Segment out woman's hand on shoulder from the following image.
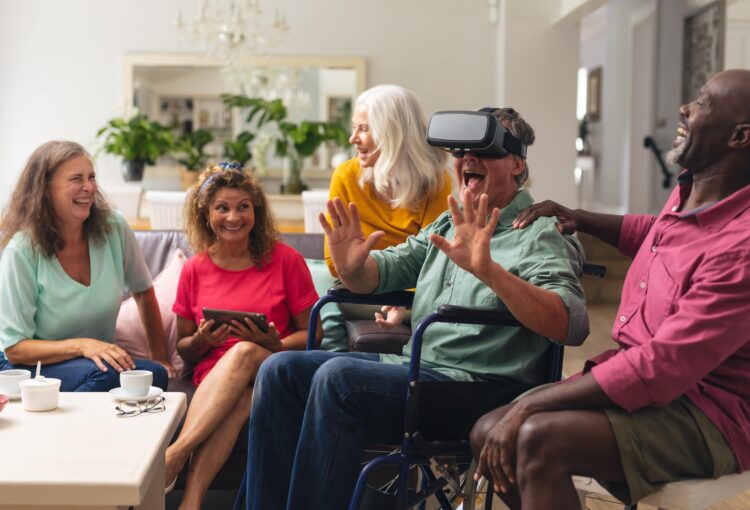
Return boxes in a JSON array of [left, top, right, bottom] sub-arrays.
[[229, 319, 283, 352], [76, 339, 136, 373]]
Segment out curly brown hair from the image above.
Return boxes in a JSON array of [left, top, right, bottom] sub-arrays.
[[184, 164, 279, 267], [0, 140, 113, 257]]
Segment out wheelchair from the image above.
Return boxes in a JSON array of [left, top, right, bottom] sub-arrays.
[[234, 263, 605, 510]]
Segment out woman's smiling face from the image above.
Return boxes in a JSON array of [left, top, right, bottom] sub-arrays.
[[208, 187, 255, 244], [349, 103, 380, 168], [49, 155, 97, 228]]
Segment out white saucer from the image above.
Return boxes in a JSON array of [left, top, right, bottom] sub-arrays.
[[0, 392, 21, 401], [109, 386, 163, 402]]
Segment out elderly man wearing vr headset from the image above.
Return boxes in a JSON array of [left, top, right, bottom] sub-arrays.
[[243, 107, 589, 510]]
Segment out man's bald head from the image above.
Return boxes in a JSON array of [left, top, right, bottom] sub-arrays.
[[667, 69, 750, 172], [706, 69, 750, 123]]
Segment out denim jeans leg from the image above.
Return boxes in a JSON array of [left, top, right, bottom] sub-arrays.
[[246, 350, 375, 510], [286, 357, 451, 510], [0, 355, 167, 392]]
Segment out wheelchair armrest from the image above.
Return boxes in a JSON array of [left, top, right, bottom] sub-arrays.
[[409, 303, 564, 383], [325, 287, 415, 307], [306, 288, 416, 350], [437, 305, 522, 327], [408, 305, 525, 381]]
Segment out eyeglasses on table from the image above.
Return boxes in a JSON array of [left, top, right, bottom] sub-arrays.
[[115, 396, 166, 417]]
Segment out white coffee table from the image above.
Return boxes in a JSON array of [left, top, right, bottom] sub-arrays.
[[0, 391, 186, 509]]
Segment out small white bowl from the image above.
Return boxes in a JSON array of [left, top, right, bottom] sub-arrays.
[[20, 377, 61, 412]]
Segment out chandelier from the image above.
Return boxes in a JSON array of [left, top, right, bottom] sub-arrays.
[[175, 0, 289, 67]]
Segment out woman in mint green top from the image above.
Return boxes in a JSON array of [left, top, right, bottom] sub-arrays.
[[0, 141, 170, 392]]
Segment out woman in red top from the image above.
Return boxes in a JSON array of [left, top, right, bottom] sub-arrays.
[[165, 162, 321, 506]]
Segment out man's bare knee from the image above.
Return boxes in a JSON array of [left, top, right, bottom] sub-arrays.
[[516, 414, 573, 482]]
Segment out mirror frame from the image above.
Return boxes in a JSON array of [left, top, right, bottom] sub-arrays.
[[123, 53, 367, 115]]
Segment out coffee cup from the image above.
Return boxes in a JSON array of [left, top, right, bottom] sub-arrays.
[[20, 377, 61, 412], [120, 370, 152, 398], [0, 369, 32, 395]]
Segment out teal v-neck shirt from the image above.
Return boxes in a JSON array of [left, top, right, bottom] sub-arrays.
[[373, 189, 588, 383], [0, 211, 152, 351]]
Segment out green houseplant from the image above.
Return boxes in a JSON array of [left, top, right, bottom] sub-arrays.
[[96, 114, 174, 182], [175, 128, 214, 171], [221, 95, 348, 193], [174, 129, 214, 189], [222, 131, 255, 168]]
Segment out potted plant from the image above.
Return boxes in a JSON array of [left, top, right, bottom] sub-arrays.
[[174, 129, 214, 189], [222, 130, 255, 168], [96, 114, 174, 182], [222, 95, 348, 194]]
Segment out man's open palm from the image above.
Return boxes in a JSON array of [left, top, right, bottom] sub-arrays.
[[319, 198, 384, 276], [430, 192, 499, 278]]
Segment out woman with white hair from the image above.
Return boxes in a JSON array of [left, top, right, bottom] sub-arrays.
[[325, 85, 452, 329]]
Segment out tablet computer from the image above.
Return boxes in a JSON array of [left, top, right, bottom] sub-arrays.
[[202, 308, 269, 334]]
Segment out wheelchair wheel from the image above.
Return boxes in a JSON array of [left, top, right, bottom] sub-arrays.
[[357, 449, 488, 510]]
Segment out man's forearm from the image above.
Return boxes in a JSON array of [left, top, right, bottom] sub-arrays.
[[478, 262, 569, 342], [574, 210, 624, 248], [337, 255, 380, 294], [521, 372, 615, 414]]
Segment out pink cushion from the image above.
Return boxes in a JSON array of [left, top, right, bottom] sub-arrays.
[[115, 249, 188, 376]]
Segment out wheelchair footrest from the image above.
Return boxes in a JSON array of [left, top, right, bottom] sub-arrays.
[[412, 432, 466, 498]]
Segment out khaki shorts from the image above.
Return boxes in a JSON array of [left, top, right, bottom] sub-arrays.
[[601, 395, 737, 504], [514, 386, 738, 505]]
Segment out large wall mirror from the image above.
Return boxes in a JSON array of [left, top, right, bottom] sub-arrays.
[[123, 54, 366, 191]]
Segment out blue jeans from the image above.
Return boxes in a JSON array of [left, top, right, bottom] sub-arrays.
[[246, 350, 452, 510], [0, 352, 168, 392]]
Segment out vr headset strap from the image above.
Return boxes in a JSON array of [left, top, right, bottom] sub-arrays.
[[479, 107, 527, 159]]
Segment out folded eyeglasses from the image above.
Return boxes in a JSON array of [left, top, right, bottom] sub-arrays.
[[115, 396, 166, 417]]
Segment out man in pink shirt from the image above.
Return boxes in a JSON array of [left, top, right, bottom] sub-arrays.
[[469, 68, 750, 509]]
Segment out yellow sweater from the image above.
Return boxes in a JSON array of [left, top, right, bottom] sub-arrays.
[[325, 157, 453, 276]]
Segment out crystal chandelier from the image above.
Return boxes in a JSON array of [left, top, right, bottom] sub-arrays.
[[175, 0, 289, 67]]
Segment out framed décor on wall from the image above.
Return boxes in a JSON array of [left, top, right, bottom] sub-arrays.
[[682, 0, 725, 104], [587, 67, 602, 121], [327, 96, 352, 129]]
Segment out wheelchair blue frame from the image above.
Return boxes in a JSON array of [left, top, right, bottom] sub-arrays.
[[235, 262, 604, 510]]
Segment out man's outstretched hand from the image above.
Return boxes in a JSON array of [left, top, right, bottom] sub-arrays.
[[319, 198, 384, 280], [429, 191, 499, 280]]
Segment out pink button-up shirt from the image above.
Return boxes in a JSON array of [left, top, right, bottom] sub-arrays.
[[588, 175, 750, 471]]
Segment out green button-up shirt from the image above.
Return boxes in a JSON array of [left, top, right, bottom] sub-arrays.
[[373, 189, 588, 383]]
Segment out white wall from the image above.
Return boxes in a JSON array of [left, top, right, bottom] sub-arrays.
[[0, 0, 496, 208], [579, 4, 608, 176], [652, 0, 686, 211], [486, 0, 601, 207], [727, 0, 750, 69], [497, 0, 580, 207]]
